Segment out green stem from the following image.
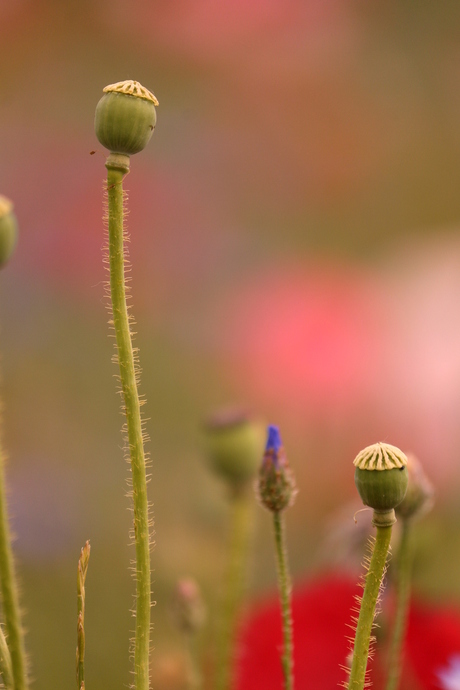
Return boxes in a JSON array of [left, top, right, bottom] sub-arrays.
[[215, 488, 253, 690], [106, 155, 151, 690], [0, 623, 14, 690], [348, 521, 393, 690], [76, 541, 90, 690], [184, 633, 201, 690], [273, 511, 293, 690], [0, 442, 26, 690], [385, 520, 413, 690]]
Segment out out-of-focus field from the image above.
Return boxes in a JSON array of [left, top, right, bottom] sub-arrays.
[[0, 1, 460, 687]]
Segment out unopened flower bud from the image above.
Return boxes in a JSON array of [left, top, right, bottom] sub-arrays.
[[95, 80, 158, 156], [171, 578, 205, 634], [258, 425, 297, 513], [204, 407, 265, 489], [395, 453, 434, 521], [0, 196, 18, 267], [354, 443, 408, 518]]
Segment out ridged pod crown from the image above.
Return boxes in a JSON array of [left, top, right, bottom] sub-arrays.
[[204, 407, 265, 489], [0, 196, 18, 267], [95, 80, 158, 156], [258, 425, 297, 513], [354, 442, 408, 514]]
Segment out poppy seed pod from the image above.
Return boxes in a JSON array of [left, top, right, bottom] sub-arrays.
[[95, 80, 158, 156], [354, 442, 408, 514], [396, 453, 434, 521], [0, 196, 18, 267], [204, 407, 265, 489]]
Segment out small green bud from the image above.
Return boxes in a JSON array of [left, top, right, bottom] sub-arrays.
[[95, 80, 158, 156], [395, 453, 434, 521], [0, 196, 18, 267], [204, 407, 265, 489], [258, 425, 297, 513], [170, 578, 206, 635], [354, 443, 408, 517]]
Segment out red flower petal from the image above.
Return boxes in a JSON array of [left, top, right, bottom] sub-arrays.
[[236, 573, 460, 690], [236, 574, 359, 690], [406, 601, 460, 689]]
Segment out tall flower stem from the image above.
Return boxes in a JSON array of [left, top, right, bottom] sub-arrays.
[[273, 511, 293, 690], [385, 520, 412, 690], [215, 488, 253, 690], [106, 154, 151, 690], [257, 425, 296, 690], [0, 621, 13, 690], [348, 521, 392, 690], [76, 541, 91, 690], [0, 439, 26, 690], [183, 634, 201, 690]]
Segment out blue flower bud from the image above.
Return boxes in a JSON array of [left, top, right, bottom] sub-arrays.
[[258, 425, 297, 512]]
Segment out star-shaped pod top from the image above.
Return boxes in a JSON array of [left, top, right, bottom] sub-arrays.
[[353, 442, 407, 471], [103, 80, 159, 105]]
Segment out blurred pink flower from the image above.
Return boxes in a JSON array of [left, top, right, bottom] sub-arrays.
[[214, 243, 460, 487], [217, 261, 385, 422], [100, 0, 350, 62]]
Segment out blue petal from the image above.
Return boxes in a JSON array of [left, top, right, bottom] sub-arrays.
[[265, 425, 282, 453]]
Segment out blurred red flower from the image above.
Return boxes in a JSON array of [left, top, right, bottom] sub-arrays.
[[236, 574, 460, 690]]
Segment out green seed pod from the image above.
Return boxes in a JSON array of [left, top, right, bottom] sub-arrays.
[[204, 407, 265, 489], [354, 443, 408, 515], [0, 196, 18, 268], [95, 80, 158, 156], [396, 453, 434, 521]]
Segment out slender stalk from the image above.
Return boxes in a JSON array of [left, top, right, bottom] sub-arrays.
[[76, 541, 90, 690], [347, 524, 392, 690], [184, 634, 201, 690], [385, 521, 413, 690], [273, 511, 293, 690], [215, 488, 253, 690], [0, 440, 26, 690], [106, 157, 151, 690], [0, 623, 14, 690]]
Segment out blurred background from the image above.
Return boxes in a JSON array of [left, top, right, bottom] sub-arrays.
[[0, 0, 460, 687]]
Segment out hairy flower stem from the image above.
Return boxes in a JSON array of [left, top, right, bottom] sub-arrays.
[[348, 521, 393, 690], [106, 156, 151, 690], [0, 622, 13, 690], [0, 440, 26, 690], [216, 488, 253, 690], [273, 511, 293, 690], [76, 541, 90, 690], [385, 521, 412, 690]]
